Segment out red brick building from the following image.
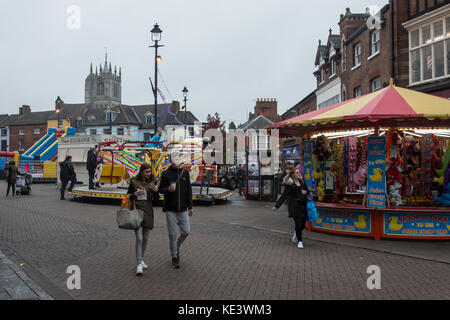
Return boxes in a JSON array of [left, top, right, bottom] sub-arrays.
[[402, 0, 450, 98], [248, 98, 281, 123]]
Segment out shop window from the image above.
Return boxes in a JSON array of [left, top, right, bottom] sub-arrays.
[[90, 129, 97, 135], [144, 132, 151, 141], [117, 127, 124, 135]]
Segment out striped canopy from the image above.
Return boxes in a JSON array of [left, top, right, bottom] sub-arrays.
[[268, 85, 450, 136]]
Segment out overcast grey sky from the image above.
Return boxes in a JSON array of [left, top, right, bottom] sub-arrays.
[[0, 0, 388, 126]]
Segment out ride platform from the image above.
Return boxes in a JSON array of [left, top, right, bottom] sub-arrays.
[[69, 185, 233, 202]]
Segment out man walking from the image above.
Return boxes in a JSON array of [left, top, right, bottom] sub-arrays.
[[86, 146, 97, 190], [236, 165, 246, 196], [159, 151, 193, 269], [60, 155, 76, 200]]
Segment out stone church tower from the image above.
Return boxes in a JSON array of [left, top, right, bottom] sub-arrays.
[[85, 54, 121, 107]]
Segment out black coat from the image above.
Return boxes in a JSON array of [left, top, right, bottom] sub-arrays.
[[60, 161, 76, 181], [274, 180, 309, 219], [159, 165, 193, 212], [86, 150, 97, 171]]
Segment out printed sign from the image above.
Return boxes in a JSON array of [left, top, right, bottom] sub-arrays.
[[383, 213, 450, 236], [367, 137, 386, 207], [283, 146, 300, 159], [312, 208, 371, 234], [303, 141, 313, 190]]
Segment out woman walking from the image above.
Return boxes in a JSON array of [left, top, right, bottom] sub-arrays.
[[127, 163, 159, 275], [5, 160, 21, 197], [273, 168, 309, 248]]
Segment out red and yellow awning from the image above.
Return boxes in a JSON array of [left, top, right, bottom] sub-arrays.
[[268, 85, 450, 136]]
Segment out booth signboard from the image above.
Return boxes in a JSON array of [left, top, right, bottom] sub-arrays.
[[303, 141, 313, 190], [312, 208, 371, 234], [383, 213, 450, 237], [367, 137, 386, 208], [283, 145, 300, 159]]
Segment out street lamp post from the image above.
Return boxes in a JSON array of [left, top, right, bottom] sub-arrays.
[[150, 23, 163, 135], [55, 96, 63, 128], [182, 86, 188, 126]]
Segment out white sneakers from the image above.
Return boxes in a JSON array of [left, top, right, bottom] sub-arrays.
[[291, 233, 297, 243], [136, 263, 143, 275], [297, 241, 304, 249], [141, 261, 148, 269]]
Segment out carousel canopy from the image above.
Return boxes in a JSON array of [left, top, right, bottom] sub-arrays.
[[268, 85, 450, 136]]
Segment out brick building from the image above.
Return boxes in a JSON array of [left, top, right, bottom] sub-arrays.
[[248, 98, 281, 123], [402, 0, 450, 98]]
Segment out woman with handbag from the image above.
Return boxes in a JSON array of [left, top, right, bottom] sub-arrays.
[[127, 163, 159, 275], [272, 168, 309, 249], [5, 160, 21, 197]]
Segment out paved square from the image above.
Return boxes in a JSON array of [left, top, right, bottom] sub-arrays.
[[1, 184, 449, 299]]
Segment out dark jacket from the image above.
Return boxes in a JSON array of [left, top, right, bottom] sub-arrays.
[[159, 164, 193, 212], [60, 160, 76, 181], [86, 149, 97, 171], [274, 179, 309, 219], [5, 164, 21, 184]]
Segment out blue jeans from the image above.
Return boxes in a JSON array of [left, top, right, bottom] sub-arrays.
[[88, 169, 95, 189]]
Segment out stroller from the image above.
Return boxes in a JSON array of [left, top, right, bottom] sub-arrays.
[[16, 173, 32, 195]]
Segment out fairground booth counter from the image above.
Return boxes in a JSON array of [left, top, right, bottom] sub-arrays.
[[267, 85, 450, 240]]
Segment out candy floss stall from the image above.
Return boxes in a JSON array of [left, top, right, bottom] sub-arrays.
[[267, 85, 450, 240]]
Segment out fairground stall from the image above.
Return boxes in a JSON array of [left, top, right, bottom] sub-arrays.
[[267, 85, 450, 240]]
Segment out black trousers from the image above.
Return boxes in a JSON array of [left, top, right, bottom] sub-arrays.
[[292, 215, 306, 242], [7, 182, 15, 196], [61, 179, 76, 198]]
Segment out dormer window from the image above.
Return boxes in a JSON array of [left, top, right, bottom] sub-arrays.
[[144, 112, 155, 125], [76, 118, 83, 128]]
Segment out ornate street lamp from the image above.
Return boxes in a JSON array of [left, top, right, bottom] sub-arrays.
[[150, 23, 164, 133], [182, 86, 188, 126], [55, 96, 63, 128]]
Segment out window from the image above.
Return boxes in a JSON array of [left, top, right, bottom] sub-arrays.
[[76, 119, 83, 129], [103, 128, 111, 135], [370, 30, 380, 57], [1, 129, 7, 137], [145, 115, 154, 125], [1, 140, 6, 151], [113, 83, 119, 98], [97, 82, 104, 96], [330, 60, 336, 77], [117, 127, 124, 135], [408, 16, 450, 84], [19, 129, 25, 135], [143, 132, 151, 142], [353, 43, 361, 67], [371, 77, 381, 92], [354, 87, 362, 98], [33, 128, 40, 135], [18, 140, 24, 151], [188, 126, 194, 137], [90, 129, 97, 135], [318, 95, 340, 109]]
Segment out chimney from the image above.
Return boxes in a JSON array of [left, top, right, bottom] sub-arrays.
[[171, 101, 180, 114], [19, 105, 31, 115]]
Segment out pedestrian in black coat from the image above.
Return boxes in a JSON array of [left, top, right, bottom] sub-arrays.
[[273, 167, 309, 248], [86, 147, 97, 189], [60, 155, 76, 200]]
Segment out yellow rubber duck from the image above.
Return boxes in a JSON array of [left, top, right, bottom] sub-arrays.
[[315, 217, 322, 224], [369, 168, 384, 183], [354, 215, 367, 229], [433, 176, 444, 186], [388, 216, 403, 231], [305, 168, 311, 181]]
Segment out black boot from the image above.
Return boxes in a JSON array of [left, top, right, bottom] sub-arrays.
[[171, 256, 180, 269]]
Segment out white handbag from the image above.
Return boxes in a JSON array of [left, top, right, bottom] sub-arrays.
[[116, 198, 144, 230]]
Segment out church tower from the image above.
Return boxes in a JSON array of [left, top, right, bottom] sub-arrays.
[[85, 53, 121, 107]]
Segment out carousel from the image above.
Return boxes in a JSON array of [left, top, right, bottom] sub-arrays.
[[268, 84, 450, 240]]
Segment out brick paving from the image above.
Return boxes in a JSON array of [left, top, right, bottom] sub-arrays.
[[0, 184, 449, 300]]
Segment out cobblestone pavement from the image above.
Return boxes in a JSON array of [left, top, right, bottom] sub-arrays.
[[1, 184, 449, 300]]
